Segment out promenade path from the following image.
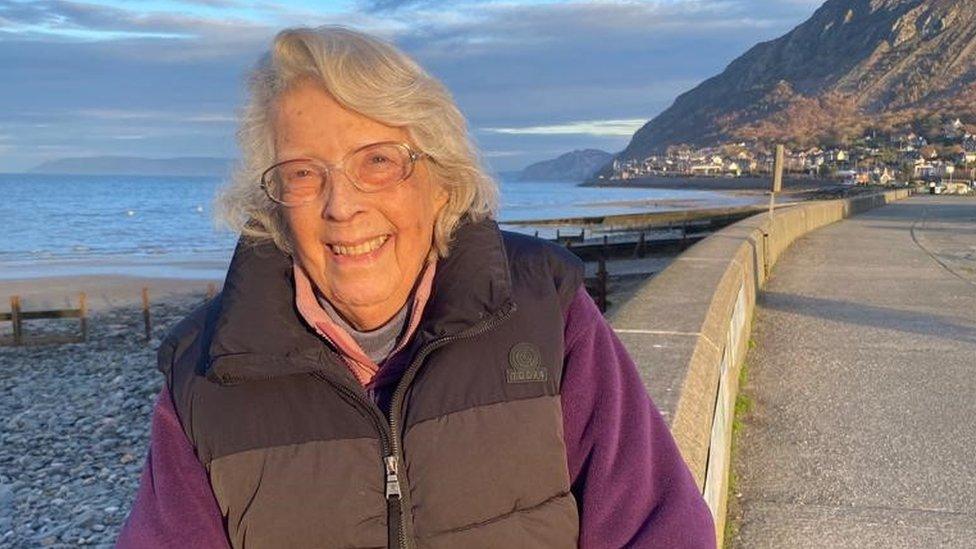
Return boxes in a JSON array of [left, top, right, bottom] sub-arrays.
[[731, 195, 976, 548]]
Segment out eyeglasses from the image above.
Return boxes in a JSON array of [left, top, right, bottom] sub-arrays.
[[260, 141, 431, 207]]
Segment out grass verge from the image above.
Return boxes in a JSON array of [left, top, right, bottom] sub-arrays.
[[722, 338, 755, 548]]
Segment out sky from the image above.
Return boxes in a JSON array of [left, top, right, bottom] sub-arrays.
[[0, 0, 824, 173]]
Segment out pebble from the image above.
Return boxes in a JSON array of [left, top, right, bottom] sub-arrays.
[[0, 483, 12, 531], [0, 295, 205, 546]]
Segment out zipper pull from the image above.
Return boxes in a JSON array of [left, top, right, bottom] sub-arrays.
[[384, 455, 402, 499]]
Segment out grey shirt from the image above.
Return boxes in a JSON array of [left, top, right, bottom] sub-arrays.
[[316, 294, 411, 365]]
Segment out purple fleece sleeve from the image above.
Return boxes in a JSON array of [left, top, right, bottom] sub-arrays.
[[116, 387, 229, 548], [561, 286, 716, 548]]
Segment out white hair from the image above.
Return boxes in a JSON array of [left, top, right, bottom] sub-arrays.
[[216, 25, 499, 258]]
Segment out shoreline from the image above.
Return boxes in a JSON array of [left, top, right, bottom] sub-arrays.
[[580, 175, 847, 193], [0, 275, 220, 313], [579, 176, 895, 210]]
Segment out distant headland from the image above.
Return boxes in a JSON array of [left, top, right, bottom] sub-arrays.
[[28, 156, 236, 177]]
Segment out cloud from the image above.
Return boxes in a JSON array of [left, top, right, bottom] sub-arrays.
[[176, 0, 248, 7], [358, 0, 417, 12], [73, 108, 237, 123], [0, 0, 271, 45], [74, 108, 167, 120], [484, 118, 648, 137], [480, 149, 527, 158], [183, 113, 238, 123]]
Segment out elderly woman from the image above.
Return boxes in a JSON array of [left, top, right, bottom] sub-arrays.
[[117, 26, 714, 548]]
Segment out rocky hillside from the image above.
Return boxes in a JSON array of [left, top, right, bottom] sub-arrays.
[[611, 0, 976, 163], [519, 149, 612, 181]]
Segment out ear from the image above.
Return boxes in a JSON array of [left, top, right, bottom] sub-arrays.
[[433, 181, 450, 211], [423, 164, 450, 212]]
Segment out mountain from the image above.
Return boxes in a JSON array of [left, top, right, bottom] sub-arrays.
[[519, 149, 612, 181], [29, 156, 235, 177], [494, 170, 524, 181], [603, 0, 976, 171]]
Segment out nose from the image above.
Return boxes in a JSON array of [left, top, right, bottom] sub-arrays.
[[321, 169, 366, 222]]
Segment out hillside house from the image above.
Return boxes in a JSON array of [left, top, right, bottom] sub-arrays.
[[872, 167, 896, 185], [690, 162, 722, 176], [913, 160, 939, 179], [944, 118, 965, 138]]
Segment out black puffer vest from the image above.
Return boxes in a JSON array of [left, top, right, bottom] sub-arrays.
[[159, 219, 584, 548]]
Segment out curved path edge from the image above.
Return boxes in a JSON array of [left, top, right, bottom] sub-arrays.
[[609, 188, 913, 545]]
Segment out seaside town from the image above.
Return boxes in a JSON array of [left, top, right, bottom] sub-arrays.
[[603, 118, 976, 193]]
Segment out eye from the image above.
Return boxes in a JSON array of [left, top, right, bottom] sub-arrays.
[[280, 163, 322, 183], [290, 167, 314, 178], [367, 153, 392, 165]]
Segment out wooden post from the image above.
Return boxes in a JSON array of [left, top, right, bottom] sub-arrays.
[[762, 232, 770, 280], [11, 295, 22, 346], [534, 230, 539, 238], [770, 144, 784, 219], [79, 292, 88, 342], [602, 235, 609, 258], [556, 228, 561, 242], [596, 258, 608, 313], [579, 228, 585, 241], [633, 231, 646, 259], [142, 287, 151, 342]]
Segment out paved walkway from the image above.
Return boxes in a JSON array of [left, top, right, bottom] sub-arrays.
[[732, 195, 976, 548]]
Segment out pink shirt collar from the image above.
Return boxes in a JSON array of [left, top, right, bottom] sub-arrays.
[[293, 258, 437, 386]]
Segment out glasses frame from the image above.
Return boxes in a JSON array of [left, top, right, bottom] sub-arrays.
[[260, 141, 431, 207]]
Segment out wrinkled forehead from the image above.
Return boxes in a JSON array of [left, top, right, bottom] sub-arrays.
[[269, 78, 413, 161]]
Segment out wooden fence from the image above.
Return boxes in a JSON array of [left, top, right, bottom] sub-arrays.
[[1, 283, 219, 347], [1, 293, 88, 346]]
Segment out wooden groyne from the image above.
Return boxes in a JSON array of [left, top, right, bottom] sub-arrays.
[[1, 283, 219, 346], [1, 294, 88, 346], [506, 203, 770, 231]]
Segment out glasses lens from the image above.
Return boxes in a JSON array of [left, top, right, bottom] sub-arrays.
[[267, 160, 325, 204], [351, 143, 412, 191]]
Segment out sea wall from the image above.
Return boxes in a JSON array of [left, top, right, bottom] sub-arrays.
[[609, 188, 912, 545]]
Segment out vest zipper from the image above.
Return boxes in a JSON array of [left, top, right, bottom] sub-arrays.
[[313, 301, 516, 549], [385, 301, 517, 549], [385, 454, 404, 548], [310, 369, 407, 548], [384, 455, 402, 497]]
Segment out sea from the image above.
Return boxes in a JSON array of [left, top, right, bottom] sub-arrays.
[[0, 173, 753, 279]]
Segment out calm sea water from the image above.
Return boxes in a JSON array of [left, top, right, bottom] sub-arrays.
[[0, 173, 749, 278]]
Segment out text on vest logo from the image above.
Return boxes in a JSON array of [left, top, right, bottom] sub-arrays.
[[507, 342, 548, 383]]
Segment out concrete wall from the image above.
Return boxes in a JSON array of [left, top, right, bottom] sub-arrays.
[[609, 189, 912, 545]]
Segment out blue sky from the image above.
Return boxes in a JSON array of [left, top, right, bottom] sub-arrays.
[[0, 0, 823, 172]]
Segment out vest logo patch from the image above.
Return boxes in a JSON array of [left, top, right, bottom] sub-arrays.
[[506, 342, 548, 384]]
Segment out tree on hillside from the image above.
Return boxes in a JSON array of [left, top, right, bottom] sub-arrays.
[[920, 114, 943, 141]]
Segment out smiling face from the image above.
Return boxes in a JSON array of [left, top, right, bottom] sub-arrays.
[[271, 78, 447, 330]]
